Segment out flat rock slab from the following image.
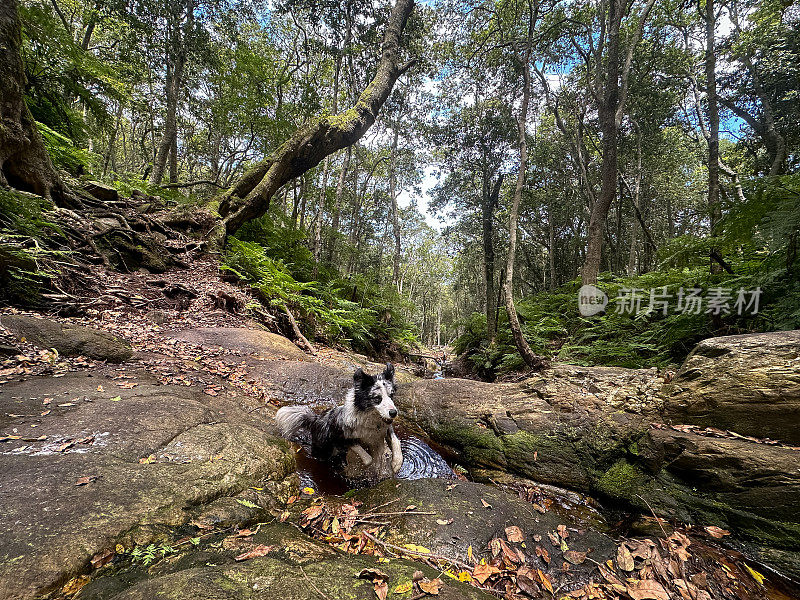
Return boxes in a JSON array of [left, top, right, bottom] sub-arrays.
[[0, 371, 296, 600], [1, 315, 133, 363], [169, 327, 309, 361], [351, 479, 617, 592], [78, 522, 492, 600], [662, 330, 800, 443]]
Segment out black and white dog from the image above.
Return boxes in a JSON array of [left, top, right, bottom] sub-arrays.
[[275, 363, 403, 477]]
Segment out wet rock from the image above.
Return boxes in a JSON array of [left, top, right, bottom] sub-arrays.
[[0, 371, 296, 600], [662, 330, 800, 443], [350, 478, 617, 592], [0, 314, 133, 362], [78, 522, 491, 600]]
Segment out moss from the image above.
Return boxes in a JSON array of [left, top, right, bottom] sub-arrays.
[[595, 460, 649, 501], [430, 422, 506, 470]]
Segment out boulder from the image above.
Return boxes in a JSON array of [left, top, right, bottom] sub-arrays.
[[83, 181, 119, 203], [350, 478, 617, 592], [169, 327, 309, 361], [1, 314, 133, 362], [0, 371, 296, 600], [662, 330, 800, 443]]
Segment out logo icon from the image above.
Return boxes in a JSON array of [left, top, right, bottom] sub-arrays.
[[578, 285, 608, 316]]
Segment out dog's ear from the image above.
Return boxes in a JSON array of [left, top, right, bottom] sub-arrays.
[[353, 367, 364, 385], [383, 362, 395, 382]]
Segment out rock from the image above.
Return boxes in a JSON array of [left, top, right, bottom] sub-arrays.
[[78, 522, 491, 600], [0, 371, 296, 600], [169, 327, 310, 361], [350, 478, 617, 592], [0, 341, 20, 356], [0, 314, 133, 362], [392, 366, 800, 579], [662, 330, 800, 443], [83, 181, 119, 203], [144, 309, 168, 324]]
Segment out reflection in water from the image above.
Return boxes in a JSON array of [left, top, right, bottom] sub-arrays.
[[294, 429, 454, 495]]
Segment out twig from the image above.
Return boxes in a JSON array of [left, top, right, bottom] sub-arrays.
[[636, 494, 670, 540], [298, 564, 333, 600], [361, 532, 472, 571], [361, 511, 437, 517]]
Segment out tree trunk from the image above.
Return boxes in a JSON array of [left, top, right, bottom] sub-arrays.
[[483, 173, 503, 345], [211, 0, 415, 247], [705, 0, 722, 273], [149, 41, 187, 186], [503, 5, 545, 370], [326, 146, 351, 262], [0, 0, 69, 204], [389, 128, 402, 288]]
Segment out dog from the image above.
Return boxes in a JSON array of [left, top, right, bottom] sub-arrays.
[[275, 363, 403, 478]]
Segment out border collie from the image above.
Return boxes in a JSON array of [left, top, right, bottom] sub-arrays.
[[275, 363, 403, 477]]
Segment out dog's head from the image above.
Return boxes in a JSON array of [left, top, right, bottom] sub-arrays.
[[353, 363, 397, 424]]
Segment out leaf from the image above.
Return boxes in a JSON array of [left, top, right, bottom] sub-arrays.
[[704, 526, 730, 538], [90, 549, 114, 569], [516, 565, 540, 596], [557, 524, 569, 539], [617, 544, 635, 571], [538, 569, 554, 594], [234, 544, 274, 561], [235, 499, 262, 509], [403, 544, 430, 554], [489, 538, 502, 557], [357, 568, 389, 581], [563, 550, 587, 564], [394, 580, 413, 594], [75, 475, 96, 486], [505, 525, 524, 542], [373, 579, 388, 600], [302, 487, 315, 495], [535, 545, 551, 564], [302, 505, 324, 520], [480, 498, 492, 509], [744, 564, 766, 585], [436, 519, 452, 525], [139, 454, 155, 464], [626, 579, 670, 600], [472, 563, 500, 584], [110, 396, 122, 402], [418, 577, 443, 595]]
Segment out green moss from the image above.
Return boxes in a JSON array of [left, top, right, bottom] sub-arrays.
[[596, 460, 648, 501]]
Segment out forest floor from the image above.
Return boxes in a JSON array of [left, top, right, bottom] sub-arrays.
[[0, 256, 799, 600]]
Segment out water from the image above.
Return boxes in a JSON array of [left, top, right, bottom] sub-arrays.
[[294, 426, 455, 495]]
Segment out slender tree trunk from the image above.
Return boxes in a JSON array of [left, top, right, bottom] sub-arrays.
[[102, 101, 124, 178], [483, 173, 503, 345], [326, 146, 351, 262], [212, 0, 415, 247], [150, 41, 186, 186], [705, 0, 722, 273], [503, 4, 544, 369], [389, 128, 402, 287]]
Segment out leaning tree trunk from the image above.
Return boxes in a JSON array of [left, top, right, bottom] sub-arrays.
[[483, 173, 503, 345], [0, 0, 69, 204], [705, 0, 722, 274], [389, 128, 402, 288], [503, 10, 545, 370], [211, 0, 415, 248]]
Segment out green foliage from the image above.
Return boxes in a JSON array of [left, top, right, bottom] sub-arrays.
[[38, 122, 100, 175], [222, 212, 419, 356], [129, 543, 177, 566], [0, 189, 63, 306]]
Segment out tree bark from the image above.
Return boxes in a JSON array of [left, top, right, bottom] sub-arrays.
[[483, 173, 503, 345], [326, 146, 351, 262], [211, 0, 415, 248], [581, 0, 656, 285], [0, 0, 69, 204], [705, 0, 722, 274], [149, 35, 187, 186], [389, 128, 402, 288], [503, 2, 545, 370]]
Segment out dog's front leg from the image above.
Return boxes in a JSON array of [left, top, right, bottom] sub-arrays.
[[351, 443, 373, 466], [387, 426, 403, 473]]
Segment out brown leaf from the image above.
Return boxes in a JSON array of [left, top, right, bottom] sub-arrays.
[[532, 502, 546, 514], [480, 498, 492, 509], [505, 525, 524, 543], [535, 545, 551, 564], [90, 549, 114, 569], [234, 544, 274, 561], [302, 504, 324, 521], [75, 475, 97, 486], [357, 568, 389, 581], [516, 565, 540, 596], [418, 578, 443, 595], [547, 531, 560, 546], [617, 544, 635, 571], [563, 550, 587, 565], [500, 539, 520, 565], [597, 563, 626, 593], [472, 563, 500, 584], [537, 569, 554, 595], [704, 526, 730, 539], [626, 579, 670, 600], [489, 538, 502, 557], [373, 579, 388, 600], [557, 524, 569, 539]]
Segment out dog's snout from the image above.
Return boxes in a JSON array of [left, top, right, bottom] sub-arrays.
[[389, 409, 398, 419]]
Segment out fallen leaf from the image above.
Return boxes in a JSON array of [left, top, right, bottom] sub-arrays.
[[436, 519, 452, 526], [564, 550, 587, 565], [403, 544, 430, 554], [75, 475, 96, 486], [547, 531, 560, 546], [538, 569, 554, 594], [626, 579, 669, 600], [516, 565, 540, 596], [234, 544, 274, 561], [90, 549, 114, 569], [418, 577, 443, 595], [357, 568, 390, 581], [139, 454, 155, 464], [704, 526, 730, 538], [302, 487, 315, 495], [373, 579, 388, 600], [744, 564, 766, 585], [472, 563, 500, 584], [557, 524, 569, 539], [96, 385, 104, 392], [117, 381, 138, 389], [535, 545, 551, 564], [617, 544, 635, 571], [505, 525, 524, 543], [532, 502, 546, 514], [489, 538, 502, 557], [394, 580, 413, 594], [480, 498, 492, 509], [110, 396, 122, 402]]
